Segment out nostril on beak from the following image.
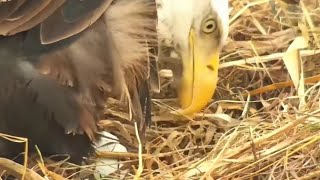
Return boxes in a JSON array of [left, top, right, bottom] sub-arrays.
[[206, 65, 214, 71]]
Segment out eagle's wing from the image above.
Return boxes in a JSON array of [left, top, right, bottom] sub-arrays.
[[0, 0, 114, 138], [0, 0, 158, 162]]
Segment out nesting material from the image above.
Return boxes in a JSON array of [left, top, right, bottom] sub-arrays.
[[1, 0, 320, 179]]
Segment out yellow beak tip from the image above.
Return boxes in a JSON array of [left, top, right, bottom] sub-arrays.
[[178, 30, 221, 116]]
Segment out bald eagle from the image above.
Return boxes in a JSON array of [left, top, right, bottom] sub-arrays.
[[0, 0, 229, 168], [157, 0, 229, 115], [0, 0, 157, 164]]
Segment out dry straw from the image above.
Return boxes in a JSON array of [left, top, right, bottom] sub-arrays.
[[1, 0, 320, 179]]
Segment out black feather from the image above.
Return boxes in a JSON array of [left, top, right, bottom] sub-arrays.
[[0, 59, 93, 164]]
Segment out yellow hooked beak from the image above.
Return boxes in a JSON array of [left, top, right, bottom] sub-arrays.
[[176, 29, 220, 116]]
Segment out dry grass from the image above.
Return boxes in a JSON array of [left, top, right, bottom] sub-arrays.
[[139, 0, 320, 179], [2, 0, 320, 179], [101, 0, 320, 179]]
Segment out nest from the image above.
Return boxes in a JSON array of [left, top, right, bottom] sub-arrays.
[[2, 0, 320, 179]]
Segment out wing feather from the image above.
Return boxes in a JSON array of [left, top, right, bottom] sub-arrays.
[[40, 0, 113, 44], [0, 0, 26, 22], [9, 0, 66, 36], [0, 0, 51, 35]]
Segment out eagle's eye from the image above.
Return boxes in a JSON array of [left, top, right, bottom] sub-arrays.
[[202, 18, 217, 34]]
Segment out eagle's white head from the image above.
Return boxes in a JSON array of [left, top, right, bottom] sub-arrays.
[[157, 0, 229, 115]]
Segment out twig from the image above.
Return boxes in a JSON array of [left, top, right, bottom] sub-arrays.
[[243, 74, 320, 97], [134, 122, 143, 180], [220, 49, 320, 69], [0, 158, 45, 180]]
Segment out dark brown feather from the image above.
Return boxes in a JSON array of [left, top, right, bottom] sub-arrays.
[[0, 0, 51, 35], [9, 0, 66, 36], [0, 61, 93, 164], [40, 0, 113, 44], [0, 0, 26, 23]]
